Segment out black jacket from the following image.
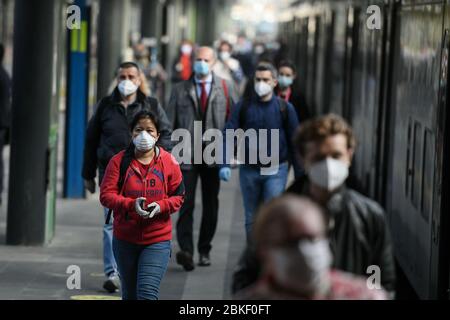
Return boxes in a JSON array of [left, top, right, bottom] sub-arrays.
[[0, 65, 11, 129], [275, 85, 311, 123], [82, 89, 173, 184], [232, 177, 396, 294]]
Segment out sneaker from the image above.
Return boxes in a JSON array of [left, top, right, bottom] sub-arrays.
[[198, 253, 211, 267], [176, 250, 195, 271], [103, 273, 120, 293]]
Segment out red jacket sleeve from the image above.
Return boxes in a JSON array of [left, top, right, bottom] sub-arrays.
[[156, 153, 185, 214], [100, 153, 135, 213]]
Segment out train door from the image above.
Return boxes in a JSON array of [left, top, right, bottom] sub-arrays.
[[387, 2, 444, 299], [375, 0, 398, 205], [429, 3, 450, 299], [352, 0, 385, 199]]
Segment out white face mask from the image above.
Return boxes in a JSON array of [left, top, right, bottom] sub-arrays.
[[307, 157, 349, 191], [118, 80, 139, 97], [219, 51, 231, 61], [254, 81, 273, 97], [133, 131, 156, 152], [181, 44, 193, 55], [271, 239, 332, 296]]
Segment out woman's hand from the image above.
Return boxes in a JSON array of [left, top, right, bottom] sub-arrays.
[[135, 198, 161, 219], [135, 197, 149, 217], [145, 202, 161, 218]]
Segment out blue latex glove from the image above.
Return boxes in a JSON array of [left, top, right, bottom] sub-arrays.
[[219, 167, 231, 182]]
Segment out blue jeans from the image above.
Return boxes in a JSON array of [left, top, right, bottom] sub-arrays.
[[103, 207, 118, 277], [239, 162, 289, 240], [113, 237, 171, 300]]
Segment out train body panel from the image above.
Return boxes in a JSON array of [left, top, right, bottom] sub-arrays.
[[281, 0, 449, 299], [388, 2, 443, 298]]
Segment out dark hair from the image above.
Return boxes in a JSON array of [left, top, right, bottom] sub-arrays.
[[278, 60, 296, 74], [130, 110, 160, 133], [219, 40, 232, 51], [255, 62, 278, 79], [118, 61, 140, 73], [0, 44, 4, 63]]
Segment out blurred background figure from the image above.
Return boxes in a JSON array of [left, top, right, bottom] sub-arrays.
[[273, 36, 289, 68], [234, 34, 254, 81], [172, 39, 195, 84], [253, 42, 271, 66], [213, 40, 244, 94], [0, 43, 11, 207], [134, 41, 168, 106], [275, 60, 310, 123], [234, 195, 388, 300]]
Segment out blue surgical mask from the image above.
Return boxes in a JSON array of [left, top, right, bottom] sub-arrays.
[[194, 60, 210, 77], [278, 75, 293, 88]]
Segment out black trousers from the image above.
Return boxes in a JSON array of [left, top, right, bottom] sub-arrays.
[[176, 165, 220, 255]]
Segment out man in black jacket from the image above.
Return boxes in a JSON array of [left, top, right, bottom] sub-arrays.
[[232, 114, 396, 297], [82, 61, 172, 293], [0, 43, 11, 206], [276, 60, 311, 122]]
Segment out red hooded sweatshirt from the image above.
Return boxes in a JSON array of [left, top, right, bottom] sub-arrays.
[[100, 147, 184, 245]]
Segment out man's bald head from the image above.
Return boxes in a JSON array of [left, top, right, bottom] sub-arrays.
[[195, 46, 216, 65], [253, 195, 326, 251]]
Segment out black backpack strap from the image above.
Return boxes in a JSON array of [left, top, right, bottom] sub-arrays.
[[105, 144, 134, 224], [277, 97, 289, 132], [277, 98, 294, 161], [105, 208, 113, 225]]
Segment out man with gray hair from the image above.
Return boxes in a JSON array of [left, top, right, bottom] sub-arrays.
[[167, 46, 237, 271]]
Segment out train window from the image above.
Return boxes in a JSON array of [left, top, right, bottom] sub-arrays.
[[411, 121, 423, 209], [405, 118, 413, 197], [421, 129, 434, 222]]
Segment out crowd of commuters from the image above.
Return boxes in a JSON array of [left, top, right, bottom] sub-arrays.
[[86, 34, 395, 300], [0, 32, 394, 300]]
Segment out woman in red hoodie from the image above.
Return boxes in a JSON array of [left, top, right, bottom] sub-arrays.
[[100, 110, 184, 300]]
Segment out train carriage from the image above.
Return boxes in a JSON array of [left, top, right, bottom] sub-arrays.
[[280, 0, 449, 299]]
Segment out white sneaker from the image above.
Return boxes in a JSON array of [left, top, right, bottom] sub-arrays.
[[103, 273, 120, 293]]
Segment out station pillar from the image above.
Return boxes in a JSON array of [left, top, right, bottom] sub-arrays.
[[64, 0, 90, 198], [6, 0, 62, 245], [97, 0, 126, 99]]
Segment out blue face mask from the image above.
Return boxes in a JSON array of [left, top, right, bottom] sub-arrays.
[[194, 60, 210, 76], [278, 75, 293, 88]]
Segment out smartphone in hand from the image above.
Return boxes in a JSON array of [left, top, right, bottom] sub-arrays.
[[146, 204, 156, 213]]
